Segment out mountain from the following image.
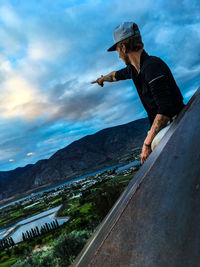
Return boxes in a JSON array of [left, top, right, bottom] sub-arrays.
[[0, 117, 150, 201]]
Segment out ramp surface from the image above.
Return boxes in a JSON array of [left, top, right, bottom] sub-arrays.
[[72, 88, 200, 267]]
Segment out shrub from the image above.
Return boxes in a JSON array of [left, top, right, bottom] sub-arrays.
[[12, 230, 92, 267], [53, 230, 92, 266]]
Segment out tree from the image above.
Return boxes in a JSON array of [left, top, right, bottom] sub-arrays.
[[22, 232, 26, 242], [91, 182, 124, 220], [51, 222, 54, 230], [9, 237, 15, 246], [31, 228, 35, 237], [45, 223, 49, 232], [5, 248, 12, 257], [36, 226, 40, 236], [55, 219, 59, 228], [53, 230, 92, 266], [13, 245, 24, 256], [26, 230, 31, 240]]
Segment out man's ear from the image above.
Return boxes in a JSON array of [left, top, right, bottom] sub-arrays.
[[121, 44, 127, 53]]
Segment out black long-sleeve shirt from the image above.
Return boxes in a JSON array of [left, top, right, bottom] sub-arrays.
[[115, 50, 185, 125]]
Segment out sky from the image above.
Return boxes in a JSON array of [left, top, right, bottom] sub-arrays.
[[0, 0, 199, 171]]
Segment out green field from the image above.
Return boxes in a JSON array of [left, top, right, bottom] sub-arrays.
[[0, 166, 139, 266]]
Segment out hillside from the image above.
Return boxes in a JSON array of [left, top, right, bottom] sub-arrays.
[[0, 117, 150, 201]]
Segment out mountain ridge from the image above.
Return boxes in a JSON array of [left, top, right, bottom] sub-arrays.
[[0, 117, 150, 201]]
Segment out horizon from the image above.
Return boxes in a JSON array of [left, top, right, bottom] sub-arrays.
[[1, 116, 148, 172], [0, 0, 200, 171]]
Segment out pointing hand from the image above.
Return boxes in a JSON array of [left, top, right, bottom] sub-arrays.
[[91, 75, 104, 87]]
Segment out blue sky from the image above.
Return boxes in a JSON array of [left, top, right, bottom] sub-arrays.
[[0, 0, 199, 171]]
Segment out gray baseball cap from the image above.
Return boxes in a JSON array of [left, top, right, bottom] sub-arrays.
[[107, 22, 140, 52]]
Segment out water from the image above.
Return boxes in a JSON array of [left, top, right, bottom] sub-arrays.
[[0, 206, 68, 243], [0, 161, 140, 244], [14, 206, 61, 226], [0, 163, 123, 211], [0, 227, 11, 239], [116, 160, 140, 173]]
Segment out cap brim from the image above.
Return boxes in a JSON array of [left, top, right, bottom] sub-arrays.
[[107, 43, 117, 52]]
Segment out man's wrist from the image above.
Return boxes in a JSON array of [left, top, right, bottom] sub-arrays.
[[144, 142, 151, 147], [103, 74, 114, 82]]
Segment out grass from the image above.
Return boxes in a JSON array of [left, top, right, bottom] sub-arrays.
[[10, 210, 24, 218], [51, 197, 62, 205], [79, 203, 92, 214], [0, 196, 67, 229], [0, 166, 140, 266], [0, 257, 19, 267]]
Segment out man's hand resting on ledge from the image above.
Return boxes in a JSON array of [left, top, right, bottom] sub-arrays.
[[140, 114, 170, 164]]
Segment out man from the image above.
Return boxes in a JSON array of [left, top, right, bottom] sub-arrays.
[[91, 22, 185, 164]]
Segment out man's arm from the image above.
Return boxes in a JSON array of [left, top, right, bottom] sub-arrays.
[[91, 71, 117, 87], [140, 113, 170, 164]]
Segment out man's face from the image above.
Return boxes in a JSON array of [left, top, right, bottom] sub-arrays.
[[116, 45, 131, 65]]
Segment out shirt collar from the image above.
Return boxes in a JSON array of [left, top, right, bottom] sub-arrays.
[[128, 49, 150, 76], [140, 49, 150, 69]]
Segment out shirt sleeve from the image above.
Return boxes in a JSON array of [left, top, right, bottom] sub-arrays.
[[115, 66, 132, 81], [144, 62, 176, 118]]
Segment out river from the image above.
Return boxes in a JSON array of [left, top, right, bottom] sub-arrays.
[[0, 162, 124, 211], [0, 205, 68, 243]]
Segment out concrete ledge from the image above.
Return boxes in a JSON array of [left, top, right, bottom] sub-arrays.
[[72, 87, 200, 267]]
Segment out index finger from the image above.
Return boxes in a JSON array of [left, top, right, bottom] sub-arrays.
[[91, 80, 97, 84]]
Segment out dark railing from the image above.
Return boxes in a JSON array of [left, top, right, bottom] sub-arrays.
[[72, 87, 200, 267]]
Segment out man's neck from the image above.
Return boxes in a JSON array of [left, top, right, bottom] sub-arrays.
[[128, 49, 143, 73]]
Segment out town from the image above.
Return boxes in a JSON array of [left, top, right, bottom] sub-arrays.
[[0, 150, 141, 266]]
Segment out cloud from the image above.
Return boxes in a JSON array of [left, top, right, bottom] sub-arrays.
[[26, 152, 34, 156], [0, 75, 47, 119], [0, 5, 21, 28], [0, 0, 199, 171], [27, 35, 69, 62]]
